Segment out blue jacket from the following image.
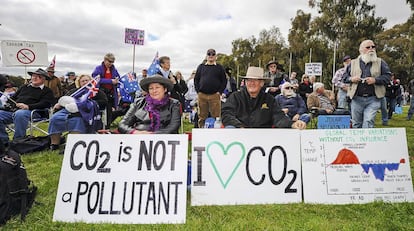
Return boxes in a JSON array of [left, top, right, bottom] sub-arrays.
[[275, 94, 307, 118], [92, 62, 120, 107]]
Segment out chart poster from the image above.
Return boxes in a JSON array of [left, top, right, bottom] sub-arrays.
[[53, 134, 188, 224], [1, 40, 48, 66], [301, 128, 414, 204], [191, 129, 302, 206]]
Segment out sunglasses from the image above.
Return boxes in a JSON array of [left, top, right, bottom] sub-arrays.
[[365, 45, 376, 49], [106, 59, 115, 63], [285, 87, 294, 90], [207, 52, 216, 56]]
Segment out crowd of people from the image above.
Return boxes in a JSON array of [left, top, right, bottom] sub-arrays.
[[0, 39, 412, 153]]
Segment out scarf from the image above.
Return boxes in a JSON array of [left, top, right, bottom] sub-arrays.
[[144, 94, 169, 131]]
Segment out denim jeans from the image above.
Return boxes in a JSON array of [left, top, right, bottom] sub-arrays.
[[337, 88, 349, 110], [350, 96, 381, 128], [0, 109, 37, 144]]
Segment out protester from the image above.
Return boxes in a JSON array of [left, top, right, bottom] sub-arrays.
[[48, 74, 107, 151], [407, 78, 414, 120], [0, 68, 54, 145], [288, 71, 299, 91], [264, 60, 285, 96], [45, 66, 63, 103], [118, 75, 181, 134], [194, 48, 227, 128], [174, 70, 189, 106], [343, 39, 391, 128], [332, 55, 351, 110], [221, 66, 306, 129], [92, 53, 120, 128], [62, 71, 77, 94], [275, 82, 310, 124], [223, 67, 237, 98], [298, 74, 313, 107], [156, 56, 187, 105], [307, 82, 349, 115]]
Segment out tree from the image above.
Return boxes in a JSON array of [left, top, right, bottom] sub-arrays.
[[304, 0, 387, 87]]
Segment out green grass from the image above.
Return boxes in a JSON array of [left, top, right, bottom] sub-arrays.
[[2, 108, 414, 230]]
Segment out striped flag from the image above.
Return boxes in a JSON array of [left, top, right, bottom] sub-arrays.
[[147, 51, 160, 76]]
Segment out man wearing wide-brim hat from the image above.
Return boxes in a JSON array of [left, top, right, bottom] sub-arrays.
[[0, 68, 55, 146], [221, 66, 306, 129]]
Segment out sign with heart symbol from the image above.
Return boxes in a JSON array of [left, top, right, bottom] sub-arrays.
[[206, 141, 246, 189]]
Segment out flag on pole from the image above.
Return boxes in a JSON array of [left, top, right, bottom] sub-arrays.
[[71, 76, 101, 126], [48, 55, 56, 69], [147, 51, 160, 76]]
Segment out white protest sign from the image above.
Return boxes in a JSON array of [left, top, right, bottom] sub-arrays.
[[53, 134, 188, 224], [301, 128, 414, 204], [191, 129, 302, 206], [1, 40, 48, 66], [305, 62, 322, 76]]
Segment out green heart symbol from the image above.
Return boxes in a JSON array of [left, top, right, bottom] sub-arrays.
[[206, 141, 246, 189]]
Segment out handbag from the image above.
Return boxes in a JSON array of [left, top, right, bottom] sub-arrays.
[[394, 105, 403, 114], [9, 136, 50, 155]]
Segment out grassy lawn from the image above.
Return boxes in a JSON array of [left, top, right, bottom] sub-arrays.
[[2, 107, 414, 230]]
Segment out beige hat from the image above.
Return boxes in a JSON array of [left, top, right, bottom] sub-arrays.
[[242, 66, 269, 82]]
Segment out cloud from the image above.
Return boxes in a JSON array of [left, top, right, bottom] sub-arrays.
[[0, 0, 411, 78]]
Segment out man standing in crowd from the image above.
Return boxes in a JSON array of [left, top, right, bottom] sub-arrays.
[[0, 68, 54, 145], [222, 66, 306, 129], [332, 55, 351, 110], [194, 48, 227, 128], [343, 39, 391, 128], [45, 66, 63, 103]]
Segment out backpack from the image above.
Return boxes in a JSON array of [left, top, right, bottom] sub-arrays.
[[0, 146, 37, 225], [9, 135, 50, 155]]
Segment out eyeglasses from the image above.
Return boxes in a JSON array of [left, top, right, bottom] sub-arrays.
[[207, 52, 216, 56], [365, 45, 376, 49], [284, 87, 294, 90]]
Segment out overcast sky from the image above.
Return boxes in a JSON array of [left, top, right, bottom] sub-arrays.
[[0, 0, 411, 79]]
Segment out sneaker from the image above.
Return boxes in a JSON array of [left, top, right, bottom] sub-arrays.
[[50, 144, 60, 150]]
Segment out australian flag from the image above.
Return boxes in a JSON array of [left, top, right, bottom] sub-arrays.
[[72, 76, 101, 126], [147, 51, 160, 76], [118, 72, 138, 103]]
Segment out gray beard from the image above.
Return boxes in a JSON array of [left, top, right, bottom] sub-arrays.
[[360, 52, 377, 64]]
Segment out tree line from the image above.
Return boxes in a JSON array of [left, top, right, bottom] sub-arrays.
[[217, 0, 414, 89]]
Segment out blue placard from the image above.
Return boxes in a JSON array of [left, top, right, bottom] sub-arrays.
[[317, 115, 351, 129]]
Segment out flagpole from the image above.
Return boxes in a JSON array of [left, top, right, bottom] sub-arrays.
[[132, 44, 136, 73]]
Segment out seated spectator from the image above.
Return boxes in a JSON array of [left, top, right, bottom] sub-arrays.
[[221, 66, 306, 129], [307, 82, 349, 115], [118, 74, 181, 134], [0, 68, 55, 145], [0, 83, 17, 109], [275, 82, 311, 124], [48, 74, 108, 150]]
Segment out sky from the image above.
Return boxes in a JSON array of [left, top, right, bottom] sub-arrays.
[[0, 0, 412, 79]]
